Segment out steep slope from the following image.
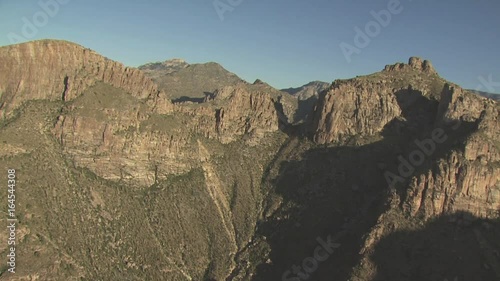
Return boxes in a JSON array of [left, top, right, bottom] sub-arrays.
[[402, 84, 500, 218], [0, 98, 287, 280], [52, 80, 291, 187], [0, 40, 173, 119], [309, 57, 499, 220], [311, 57, 444, 144], [239, 57, 500, 281], [1, 40, 498, 281], [297, 58, 499, 280], [0, 40, 296, 280]]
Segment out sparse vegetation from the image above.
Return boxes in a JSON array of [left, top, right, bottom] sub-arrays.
[[1, 41, 498, 280]]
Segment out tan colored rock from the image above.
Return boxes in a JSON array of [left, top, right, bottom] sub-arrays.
[[311, 79, 402, 144], [403, 88, 499, 219], [403, 151, 500, 218], [209, 86, 280, 143], [0, 40, 173, 118], [436, 84, 489, 125], [384, 57, 436, 74], [54, 112, 196, 187], [53, 83, 284, 186]]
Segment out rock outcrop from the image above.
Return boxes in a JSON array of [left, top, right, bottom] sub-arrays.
[[403, 151, 500, 218], [403, 90, 500, 218], [310, 56, 499, 221], [311, 79, 402, 144], [0, 40, 172, 118], [211, 86, 281, 143], [175, 85, 284, 144], [384, 56, 437, 74], [1, 41, 499, 280], [311, 57, 445, 144], [436, 83, 490, 125], [52, 82, 287, 186], [50, 83, 192, 186]]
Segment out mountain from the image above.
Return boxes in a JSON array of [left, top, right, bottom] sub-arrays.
[[470, 90, 500, 101], [138, 59, 245, 102], [0, 40, 173, 119], [281, 81, 332, 123], [282, 80, 331, 100], [139, 58, 190, 77], [1, 41, 499, 281]]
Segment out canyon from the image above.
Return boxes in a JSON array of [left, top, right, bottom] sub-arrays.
[[0, 40, 498, 280]]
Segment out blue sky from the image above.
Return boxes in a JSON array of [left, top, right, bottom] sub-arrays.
[[1, 0, 499, 92]]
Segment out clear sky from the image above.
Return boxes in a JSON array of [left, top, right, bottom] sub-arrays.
[[1, 0, 499, 92]]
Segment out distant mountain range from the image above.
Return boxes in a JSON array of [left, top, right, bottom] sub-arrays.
[[139, 59, 245, 102], [470, 90, 500, 101], [139, 59, 500, 106], [281, 80, 331, 100]]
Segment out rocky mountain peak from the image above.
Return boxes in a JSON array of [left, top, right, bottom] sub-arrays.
[[383, 56, 437, 74], [408, 56, 436, 73], [253, 79, 266, 85]]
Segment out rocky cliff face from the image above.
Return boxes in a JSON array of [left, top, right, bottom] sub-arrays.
[[311, 57, 445, 144], [200, 86, 281, 143], [1, 40, 288, 186], [0, 40, 172, 118], [344, 64, 499, 281], [403, 150, 500, 218], [50, 83, 287, 187], [436, 83, 489, 125], [1, 40, 499, 280], [0, 41, 290, 280], [51, 83, 194, 187], [310, 56, 499, 219], [311, 79, 402, 143], [403, 88, 500, 218]]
